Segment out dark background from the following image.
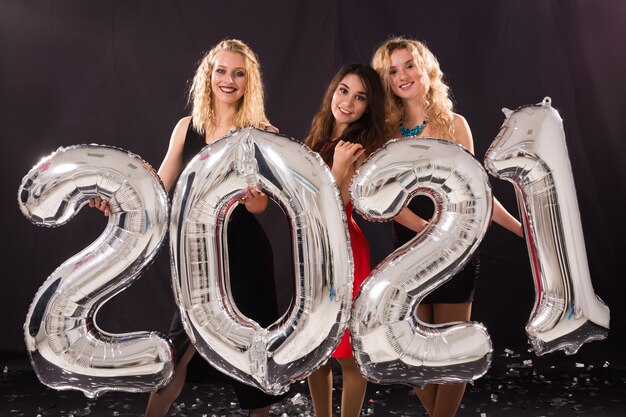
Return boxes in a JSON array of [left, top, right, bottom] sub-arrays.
[[1, 0, 624, 367]]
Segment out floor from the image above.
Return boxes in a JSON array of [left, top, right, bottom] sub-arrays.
[[2, 346, 625, 417]]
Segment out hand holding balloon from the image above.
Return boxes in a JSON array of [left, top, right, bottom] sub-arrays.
[[18, 144, 173, 398], [170, 128, 353, 395], [349, 138, 493, 386], [88, 197, 111, 216], [237, 186, 268, 214]]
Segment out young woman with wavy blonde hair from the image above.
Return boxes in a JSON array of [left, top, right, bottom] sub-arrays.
[[372, 37, 523, 417], [91, 38, 283, 417]]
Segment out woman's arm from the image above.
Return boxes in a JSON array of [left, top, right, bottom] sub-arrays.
[[394, 207, 429, 233], [157, 116, 191, 193], [492, 198, 523, 237], [453, 113, 522, 237], [89, 116, 190, 215]]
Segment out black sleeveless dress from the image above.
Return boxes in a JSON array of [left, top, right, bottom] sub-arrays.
[[168, 120, 286, 408], [393, 195, 480, 304]]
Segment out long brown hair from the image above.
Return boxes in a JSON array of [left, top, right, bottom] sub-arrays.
[[372, 37, 455, 138], [305, 64, 387, 163], [188, 39, 267, 134]]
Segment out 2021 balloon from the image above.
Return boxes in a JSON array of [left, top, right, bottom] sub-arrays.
[[18, 144, 173, 398], [169, 128, 353, 395], [349, 138, 493, 386], [484, 97, 610, 355]]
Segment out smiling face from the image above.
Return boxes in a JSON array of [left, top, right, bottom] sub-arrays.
[[388, 47, 427, 101], [330, 73, 369, 135], [210, 51, 247, 106]]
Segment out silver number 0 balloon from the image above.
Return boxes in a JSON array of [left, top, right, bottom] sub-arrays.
[[485, 97, 610, 355], [18, 144, 173, 398], [349, 138, 493, 386], [169, 128, 353, 395]]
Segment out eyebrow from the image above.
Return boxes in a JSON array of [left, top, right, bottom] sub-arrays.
[[215, 65, 246, 71], [390, 59, 414, 70], [339, 82, 367, 96]]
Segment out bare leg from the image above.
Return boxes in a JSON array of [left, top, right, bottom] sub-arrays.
[[430, 383, 467, 417], [307, 362, 333, 417], [413, 384, 436, 417], [336, 357, 367, 417], [429, 303, 471, 417], [248, 405, 272, 417], [413, 304, 436, 416], [144, 345, 196, 417]]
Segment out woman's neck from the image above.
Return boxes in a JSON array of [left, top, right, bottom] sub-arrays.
[[204, 101, 239, 143], [402, 98, 427, 128], [212, 100, 238, 128]]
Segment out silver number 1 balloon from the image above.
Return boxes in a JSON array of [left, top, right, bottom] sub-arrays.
[[349, 138, 493, 386], [169, 128, 353, 395], [485, 97, 610, 355], [18, 144, 173, 398]]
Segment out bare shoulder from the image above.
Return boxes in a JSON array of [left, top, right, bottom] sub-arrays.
[[177, 115, 193, 126], [167, 116, 192, 147], [452, 113, 470, 133], [452, 113, 474, 153], [173, 116, 192, 136]]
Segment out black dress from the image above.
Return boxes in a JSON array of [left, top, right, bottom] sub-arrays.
[[168, 120, 286, 409], [393, 195, 479, 304]]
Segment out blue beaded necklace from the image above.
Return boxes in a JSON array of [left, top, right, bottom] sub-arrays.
[[400, 116, 428, 138]]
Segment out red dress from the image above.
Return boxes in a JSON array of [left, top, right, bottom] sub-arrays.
[[332, 203, 372, 358]]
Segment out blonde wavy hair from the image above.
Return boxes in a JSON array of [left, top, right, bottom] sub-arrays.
[[188, 39, 267, 134], [372, 37, 455, 138]]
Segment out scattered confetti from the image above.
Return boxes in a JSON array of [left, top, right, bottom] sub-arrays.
[[1, 348, 624, 416]]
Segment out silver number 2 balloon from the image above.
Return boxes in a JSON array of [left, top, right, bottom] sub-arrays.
[[484, 97, 610, 355], [18, 144, 173, 398], [349, 138, 493, 386], [169, 128, 353, 395]]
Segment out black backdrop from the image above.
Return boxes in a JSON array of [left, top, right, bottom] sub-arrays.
[[1, 0, 624, 365]]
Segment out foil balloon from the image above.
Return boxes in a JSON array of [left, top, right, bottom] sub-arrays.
[[349, 138, 493, 386], [169, 128, 353, 395], [18, 144, 173, 398], [484, 97, 610, 355]]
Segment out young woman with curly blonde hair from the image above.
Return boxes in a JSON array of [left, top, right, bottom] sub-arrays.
[[372, 37, 522, 417], [92, 38, 284, 417]]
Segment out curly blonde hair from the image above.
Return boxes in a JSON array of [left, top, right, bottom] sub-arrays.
[[372, 37, 455, 138], [188, 39, 267, 134]]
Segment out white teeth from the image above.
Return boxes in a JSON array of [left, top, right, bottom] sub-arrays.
[[400, 82, 413, 89], [220, 86, 236, 93], [338, 107, 351, 115]]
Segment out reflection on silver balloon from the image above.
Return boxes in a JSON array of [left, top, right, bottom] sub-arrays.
[[484, 97, 610, 355], [18, 144, 173, 398], [170, 128, 352, 395], [349, 138, 493, 386]]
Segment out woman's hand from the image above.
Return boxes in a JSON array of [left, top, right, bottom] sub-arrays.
[[238, 186, 269, 214], [331, 141, 366, 205], [332, 140, 365, 182], [88, 197, 111, 217], [259, 121, 279, 133]]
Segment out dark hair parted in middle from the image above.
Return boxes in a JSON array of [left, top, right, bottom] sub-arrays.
[[305, 64, 388, 162]]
